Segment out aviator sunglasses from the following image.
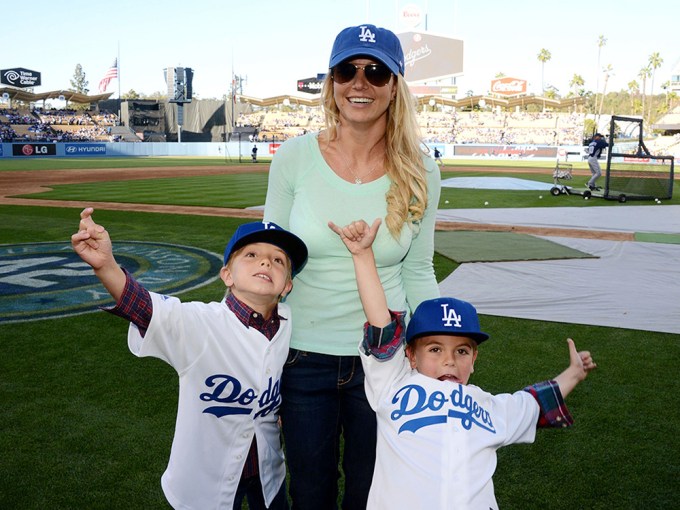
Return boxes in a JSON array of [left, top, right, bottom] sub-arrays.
[[332, 62, 394, 87]]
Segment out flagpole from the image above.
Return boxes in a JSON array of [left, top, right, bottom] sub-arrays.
[[231, 50, 235, 130], [117, 42, 122, 126]]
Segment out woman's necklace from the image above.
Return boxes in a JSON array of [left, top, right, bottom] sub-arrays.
[[347, 161, 377, 184], [327, 134, 385, 184]]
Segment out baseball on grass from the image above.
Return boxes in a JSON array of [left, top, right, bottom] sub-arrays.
[[484, 201, 489, 206]]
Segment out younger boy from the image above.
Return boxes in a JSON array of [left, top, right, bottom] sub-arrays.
[[329, 218, 596, 510], [72, 208, 307, 510]]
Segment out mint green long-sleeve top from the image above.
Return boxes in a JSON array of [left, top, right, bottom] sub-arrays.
[[264, 132, 441, 356]]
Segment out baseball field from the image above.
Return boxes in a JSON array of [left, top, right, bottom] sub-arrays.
[[1, 156, 678, 509]]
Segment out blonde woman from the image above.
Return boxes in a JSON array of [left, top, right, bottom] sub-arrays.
[[264, 23, 440, 509]]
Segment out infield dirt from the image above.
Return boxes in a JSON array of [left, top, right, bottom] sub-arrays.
[[0, 164, 630, 239]]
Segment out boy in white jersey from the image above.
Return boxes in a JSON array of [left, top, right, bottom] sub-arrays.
[[72, 208, 307, 510], [329, 218, 597, 509]]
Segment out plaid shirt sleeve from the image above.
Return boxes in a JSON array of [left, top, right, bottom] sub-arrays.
[[101, 268, 152, 337], [524, 380, 574, 428], [361, 310, 407, 360]]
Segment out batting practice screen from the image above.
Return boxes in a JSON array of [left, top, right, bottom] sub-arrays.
[[605, 115, 675, 201], [606, 155, 674, 200]]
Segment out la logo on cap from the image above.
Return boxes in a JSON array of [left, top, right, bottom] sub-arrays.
[[441, 303, 462, 328], [359, 25, 376, 43]]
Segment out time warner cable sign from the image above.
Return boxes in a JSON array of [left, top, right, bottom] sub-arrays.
[[1, 68, 41, 88]]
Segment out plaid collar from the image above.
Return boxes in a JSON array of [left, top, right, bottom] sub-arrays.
[[225, 293, 285, 341]]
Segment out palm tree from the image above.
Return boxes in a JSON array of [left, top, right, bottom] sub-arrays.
[[596, 35, 607, 94], [627, 80, 640, 112], [537, 48, 552, 94], [660, 80, 670, 111], [647, 52, 663, 121], [569, 73, 585, 97], [597, 64, 613, 124], [638, 66, 652, 121]]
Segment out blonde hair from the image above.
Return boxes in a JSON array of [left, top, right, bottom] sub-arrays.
[[320, 73, 429, 239]]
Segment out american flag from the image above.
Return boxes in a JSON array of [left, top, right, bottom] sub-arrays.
[[98, 59, 118, 93]]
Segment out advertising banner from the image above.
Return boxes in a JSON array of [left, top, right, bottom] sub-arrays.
[[12, 143, 57, 157], [397, 32, 463, 83], [1, 68, 41, 88], [296, 77, 324, 94], [64, 143, 107, 156], [490, 77, 527, 96], [455, 145, 558, 158]]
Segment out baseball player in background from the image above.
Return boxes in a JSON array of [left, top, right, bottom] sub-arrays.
[[329, 218, 597, 509], [433, 147, 443, 166], [586, 132, 609, 190], [72, 209, 307, 510]]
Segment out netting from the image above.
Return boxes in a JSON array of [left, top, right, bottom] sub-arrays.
[[605, 115, 675, 201], [606, 155, 674, 200]]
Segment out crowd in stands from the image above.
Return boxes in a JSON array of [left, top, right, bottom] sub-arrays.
[[236, 108, 585, 146], [1, 104, 591, 146], [0, 108, 120, 142], [647, 133, 680, 156], [236, 110, 324, 142], [418, 110, 584, 145]]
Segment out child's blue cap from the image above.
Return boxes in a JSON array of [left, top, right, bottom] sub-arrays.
[[406, 297, 490, 345], [329, 24, 405, 76], [223, 221, 308, 276]]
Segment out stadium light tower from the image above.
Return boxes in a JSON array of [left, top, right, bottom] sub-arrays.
[[165, 67, 194, 142]]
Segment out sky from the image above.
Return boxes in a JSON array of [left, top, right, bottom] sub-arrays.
[[2, 0, 678, 102]]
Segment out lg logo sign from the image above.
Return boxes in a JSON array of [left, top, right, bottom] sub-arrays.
[[12, 143, 56, 157]]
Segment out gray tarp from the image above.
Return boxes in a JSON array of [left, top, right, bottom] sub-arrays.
[[436, 206, 680, 334]]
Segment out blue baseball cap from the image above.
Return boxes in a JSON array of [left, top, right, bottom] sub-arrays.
[[223, 221, 308, 276], [406, 297, 490, 345], [329, 24, 405, 76]]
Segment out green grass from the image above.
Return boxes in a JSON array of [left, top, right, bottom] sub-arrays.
[[438, 170, 680, 208], [14, 173, 270, 209], [12, 166, 677, 210], [434, 231, 595, 262], [0, 156, 267, 171], [1, 159, 679, 509]]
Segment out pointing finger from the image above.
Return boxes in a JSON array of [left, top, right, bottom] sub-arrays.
[[566, 338, 580, 363], [370, 217, 382, 235]]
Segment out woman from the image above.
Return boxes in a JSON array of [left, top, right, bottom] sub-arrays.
[[264, 24, 440, 509]]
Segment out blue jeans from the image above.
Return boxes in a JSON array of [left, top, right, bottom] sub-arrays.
[[233, 476, 289, 510], [281, 349, 377, 510]]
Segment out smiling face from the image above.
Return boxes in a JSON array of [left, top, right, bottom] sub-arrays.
[[332, 58, 396, 129], [220, 242, 293, 317], [406, 335, 478, 384]]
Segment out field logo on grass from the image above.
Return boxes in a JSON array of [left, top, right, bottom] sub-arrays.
[[0, 241, 223, 324]]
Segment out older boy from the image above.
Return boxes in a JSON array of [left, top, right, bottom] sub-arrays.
[[329, 218, 596, 510], [72, 208, 307, 510]]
